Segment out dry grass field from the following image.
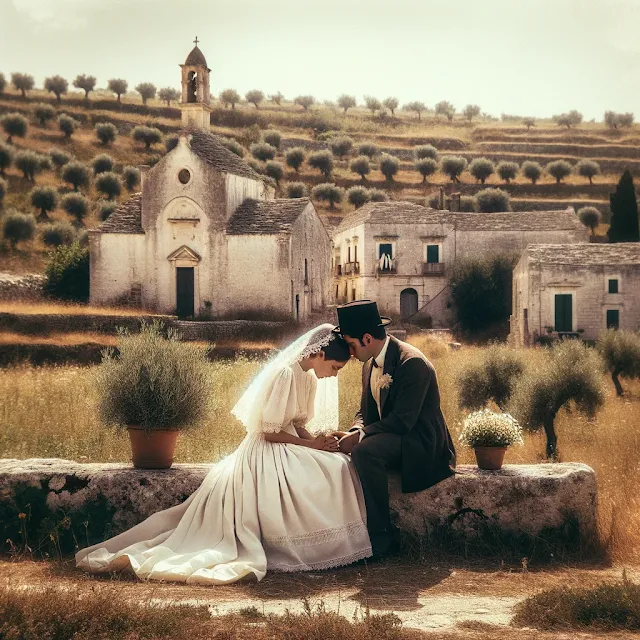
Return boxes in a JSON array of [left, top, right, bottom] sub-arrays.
[[1, 334, 638, 563]]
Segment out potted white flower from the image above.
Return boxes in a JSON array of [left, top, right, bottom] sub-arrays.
[[94, 322, 214, 469], [459, 408, 524, 470]]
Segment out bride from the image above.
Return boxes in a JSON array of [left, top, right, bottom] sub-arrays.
[[75, 324, 372, 584]]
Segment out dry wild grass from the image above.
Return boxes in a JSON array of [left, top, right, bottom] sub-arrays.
[[0, 300, 160, 316], [0, 331, 118, 346], [1, 335, 639, 561]]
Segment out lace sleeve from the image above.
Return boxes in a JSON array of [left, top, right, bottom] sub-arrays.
[[258, 366, 297, 433]]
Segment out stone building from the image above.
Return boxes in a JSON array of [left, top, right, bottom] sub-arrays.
[[332, 202, 588, 326], [179, 40, 212, 129], [510, 243, 640, 345]]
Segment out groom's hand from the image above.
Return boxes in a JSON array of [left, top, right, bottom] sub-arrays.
[[330, 431, 348, 440], [337, 431, 359, 454]]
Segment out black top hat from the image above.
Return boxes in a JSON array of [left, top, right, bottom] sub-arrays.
[[333, 300, 392, 337]]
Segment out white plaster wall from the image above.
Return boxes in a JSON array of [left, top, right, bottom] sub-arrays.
[[225, 174, 275, 221]]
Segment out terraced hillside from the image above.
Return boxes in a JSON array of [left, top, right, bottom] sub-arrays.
[[0, 87, 636, 274]]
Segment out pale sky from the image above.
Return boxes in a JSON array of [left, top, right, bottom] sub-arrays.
[[1, 0, 640, 120]]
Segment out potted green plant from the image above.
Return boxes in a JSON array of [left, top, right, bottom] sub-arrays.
[[94, 321, 214, 469], [459, 408, 523, 470]]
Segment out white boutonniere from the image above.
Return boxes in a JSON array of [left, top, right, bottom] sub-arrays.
[[379, 373, 393, 390]]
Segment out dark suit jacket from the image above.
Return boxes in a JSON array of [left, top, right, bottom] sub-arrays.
[[355, 336, 456, 493]]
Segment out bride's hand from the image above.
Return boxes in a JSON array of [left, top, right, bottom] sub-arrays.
[[311, 435, 340, 452]]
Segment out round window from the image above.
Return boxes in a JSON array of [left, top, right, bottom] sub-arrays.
[[178, 168, 191, 184]]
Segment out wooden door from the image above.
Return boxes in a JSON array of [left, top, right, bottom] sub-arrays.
[[176, 267, 194, 318], [400, 288, 418, 319], [554, 294, 572, 332]]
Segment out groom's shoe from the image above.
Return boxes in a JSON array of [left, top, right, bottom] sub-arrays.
[[371, 538, 401, 561]]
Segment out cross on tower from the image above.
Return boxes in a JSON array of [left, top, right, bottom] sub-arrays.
[[193, 36, 199, 46]]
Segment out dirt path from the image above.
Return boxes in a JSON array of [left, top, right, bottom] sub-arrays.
[[3, 558, 640, 637]]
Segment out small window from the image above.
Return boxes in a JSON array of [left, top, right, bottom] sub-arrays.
[[608, 279, 619, 294], [304, 258, 308, 285], [606, 309, 620, 329], [347, 246, 351, 263], [426, 244, 440, 264], [378, 243, 392, 259], [178, 168, 191, 184]]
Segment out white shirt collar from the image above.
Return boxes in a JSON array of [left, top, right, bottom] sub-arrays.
[[373, 335, 391, 370]]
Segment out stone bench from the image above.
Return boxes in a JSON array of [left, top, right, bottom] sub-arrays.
[[0, 459, 597, 558]]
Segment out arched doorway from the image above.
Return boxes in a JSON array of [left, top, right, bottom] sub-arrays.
[[400, 288, 418, 319]]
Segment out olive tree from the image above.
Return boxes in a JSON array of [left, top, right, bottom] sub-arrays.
[[358, 142, 378, 158], [95, 122, 117, 146], [245, 89, 264, 108], [108, 78, 128, 102], [576, 159, 600, 185], [522, 160, 542, 184], [329, 136, 353, 159], [250, 142, 277, 162], [469, 158, 495, 184], [347, 186, 370, 208], [403, 101, 426, 120], [435, 100, 455, 121], [337, 94, 356, 114], [15, 150, 43, 181], [546, 160, 572, 184], [415, 158, 438, 183], [34, 103, 57, 128], [463, 104, 481, 122], [497, 161, 519, 184], [414, 144, 438, 161], [440, 155, 467, 183], [369, 188, 389, 202], [30, 186, 58, 220], [41, 221, 76, 247], [92, 153, 114, 175], [293, 95, 315, 111], [62, 161, 91, 191], [132, 126, 162, 150], [554, 110, 583, 129], [522, 117, 535, 130], [379, 153, 399, 182], [511, 340, 605, 459], [262, 130, 281, 149], [158, 87, 180, 106], [219, 89, 240, 109], [382, 97, 399, 116], [265, 160, 284, 184], [350, 155, 371, 180], [73, 74, 96, 99], [0, 144, 12, 175], [44, 75, 68, 102], [122, 166, 140, 191], [11, 72, 35, 98], [311, 182, 344, 209], [135, 82, 157, 105], [286, 182, 307, 198], [458, 344, 526, 410], [3, 210, 35, 248], [364, 95, 381, 115], [476, 187, 511, 212], [578, 206, 601, 235], [95, 172, 123, 200], [597, 329, 640, 396], [604, 111, 634, 129], [285, 147, 305, 172], [1, 113, 28, 143], [308, 150, 334, 178], [58, 113, 79, 138], [48, 148, 71, 172], [98, 200, 117, 221], [269, 92, 284, 106], [61, 192, 89, 225]]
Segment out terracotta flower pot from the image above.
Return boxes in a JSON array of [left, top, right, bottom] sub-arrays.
[[473, 446, 507, 470], [127, 426, 179, 469]]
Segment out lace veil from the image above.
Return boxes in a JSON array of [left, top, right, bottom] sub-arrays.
[[231, 323, 340, 434]]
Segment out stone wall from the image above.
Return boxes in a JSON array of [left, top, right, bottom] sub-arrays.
[[0, 458, 597, 559], [0, 273, 45, 301]]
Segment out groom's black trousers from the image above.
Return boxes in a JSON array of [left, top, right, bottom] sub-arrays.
[[351, 433, 402, 554]]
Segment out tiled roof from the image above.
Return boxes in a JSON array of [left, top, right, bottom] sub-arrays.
[[227, 198, 311, 235], [187, 128, 264, 182], [526, 243, 640, 266], [98, 193, 143, 234], [335, 201, 584, 234]]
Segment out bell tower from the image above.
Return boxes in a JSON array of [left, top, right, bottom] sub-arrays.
[[179, 37, 212, 129]]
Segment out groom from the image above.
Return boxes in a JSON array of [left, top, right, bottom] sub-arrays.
[[333, 300, 456, 559]]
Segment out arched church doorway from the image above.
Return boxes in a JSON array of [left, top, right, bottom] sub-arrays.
[[400, 288, 418, 319]]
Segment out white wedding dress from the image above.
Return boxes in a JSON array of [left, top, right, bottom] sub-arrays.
[[76, 354, 372, 585]]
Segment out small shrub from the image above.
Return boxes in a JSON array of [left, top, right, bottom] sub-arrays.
[[546, 159, 573, 184], [496, 161, 519, 184], [95, 122, 117, 145], [262, 129, 281, 149], [358, 142, 379, 158], [3, 210, 35, 248], [0, 143, 12, 175], [576, 159, 601, 184], [91, 153, 114, 175], [34, 103, 56, 128], [369, 188, 389, 202], [98, 200, 117, 221], [597, 328, 640, 396], [250, 142, 277, 162], [414, 144, 438, 161], [14, 150, 42, 181], [41, 221, 76, 247], [522, 160, 542, 184], [44, 241, 90, 301], [379, 153, 399, 181], [1, 112, 28, 143], [95, 171, 123, 199], [286, 182, 307, 198], [440, 155, 467, 183], [311, 182, 344, 209], [58, 113, 79, 138], [62, 161, 91, 191], [578, 206, 601, 234], [415, 157, 438, 183], [328, 136, 354, 159], [285, 147, 305, 172], [135, 81, 157, 105], [132, 125, 162, 150], [48, 147, 70, 171], [30, 185, 58, 220], [459, 195, 477, 212], [308, 149, 334, 178], [246, 158, 264, 174], [476, 187, 511, 213], [350, 155, 371, 180], [61, 192, 89, 225], [459, 409, 523, 447], [265, 160, 284, 184], [122, 165, 140, 191], [347, 185, 370, 208]]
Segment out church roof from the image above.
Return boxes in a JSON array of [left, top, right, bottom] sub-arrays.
[[227, 198, 311, 235], [525, 243, 640, 266], [187, 128, 265, 182], [184, 45, 208, 67], [335, 201, 584, 234], [98, 192, 143, 234]]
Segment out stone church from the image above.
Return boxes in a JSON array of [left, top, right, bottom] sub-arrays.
[[89, 43, 331, 320]]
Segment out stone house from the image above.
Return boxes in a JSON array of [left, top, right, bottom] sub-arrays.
[[510, 243, 640, 345], [89, 127, 331, 320], [332, 202, 588, 326]]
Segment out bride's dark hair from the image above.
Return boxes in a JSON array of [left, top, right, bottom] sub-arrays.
[[320, 333, 351, 362]]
